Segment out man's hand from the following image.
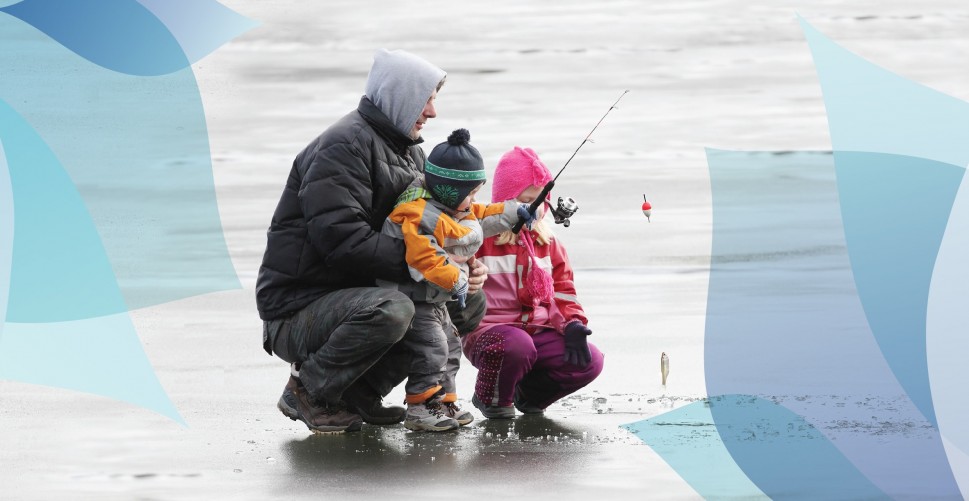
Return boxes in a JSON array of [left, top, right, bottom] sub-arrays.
[[466, 256, 489, 295]]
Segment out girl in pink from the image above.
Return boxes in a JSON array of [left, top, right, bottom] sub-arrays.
[[463, 146, 604, 418]]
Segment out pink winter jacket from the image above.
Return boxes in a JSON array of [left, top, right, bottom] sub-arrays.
[[468, 232, 588, 340]]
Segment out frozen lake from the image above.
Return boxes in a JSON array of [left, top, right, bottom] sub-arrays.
[[3, 0, 969, 499]]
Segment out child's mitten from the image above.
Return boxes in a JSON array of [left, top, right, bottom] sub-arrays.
[[517, 204, 537, 230], [563, 321, 592, 367], [451, 280, 469, 310]]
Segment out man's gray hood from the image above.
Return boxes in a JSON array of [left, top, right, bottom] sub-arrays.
[[364, 49, 446, 138]]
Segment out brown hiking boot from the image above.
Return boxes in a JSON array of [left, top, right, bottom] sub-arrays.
[[277, 375, 300, 420], [278, 375, 363, 433], [343, 383, 406, 425]]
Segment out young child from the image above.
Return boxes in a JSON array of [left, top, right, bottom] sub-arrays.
[[462, 146, 604, 419], [378, 129, 532, 431]]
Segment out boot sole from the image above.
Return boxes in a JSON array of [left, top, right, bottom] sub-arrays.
[[471, 395, 516, 419], [359, 415, 406, 425], [309, 420, 363, 434], [480, 411, 515, 420], [352, 407, 406, 425], [403, 420, 460, 432]]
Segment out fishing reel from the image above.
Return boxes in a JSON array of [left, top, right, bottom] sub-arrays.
[[551, 196, 579, 227]]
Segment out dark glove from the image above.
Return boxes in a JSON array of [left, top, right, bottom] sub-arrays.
[[517, 204, 537, 230], [563, 321, 592, 367], [451, 280, 469, 310]]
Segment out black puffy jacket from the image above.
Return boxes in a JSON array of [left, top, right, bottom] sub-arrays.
[[256, 97, 424, 320]]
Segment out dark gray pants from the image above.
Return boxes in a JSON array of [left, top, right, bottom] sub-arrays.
[[264, 287, 486, 405], [413, 288, 485, 397], [403, 302, 461, 397], [264, 287, 415, 405]]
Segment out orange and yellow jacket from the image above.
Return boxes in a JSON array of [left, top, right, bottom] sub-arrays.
[[377, 188, 521, 303]]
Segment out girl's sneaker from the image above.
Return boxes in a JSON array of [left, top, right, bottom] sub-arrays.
[[513, 387, 545, 415], [471, 394, 516, 419], [443, 401, 474, 426]]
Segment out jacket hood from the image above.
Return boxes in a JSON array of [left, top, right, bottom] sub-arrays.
[[364, 49, 446, 138]]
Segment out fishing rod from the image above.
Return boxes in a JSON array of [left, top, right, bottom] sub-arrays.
[[512, 89, 629, 233]]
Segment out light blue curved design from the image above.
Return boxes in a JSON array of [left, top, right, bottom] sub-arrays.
[[0, 139, 12, 344], [0, 100, 125, 321], [135, 0, 258, 65], [799, 17, 969, 170], [0, 0, 188, 76], [699, 149, 961, 498], [928, 171, 969, 467], [0, 315, 184, 424], [0, 0, 256, 76], [623, 398, 769, 500], [0, 8, 242, 312], [0, 2, 253, 420], [628, 395, 889, 500], [0, 102, 182, 422], [834, 152, 963, 426]]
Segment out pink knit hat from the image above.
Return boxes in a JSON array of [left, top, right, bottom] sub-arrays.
[[492, 146, 556, 306], [491, 146, 553, 202]]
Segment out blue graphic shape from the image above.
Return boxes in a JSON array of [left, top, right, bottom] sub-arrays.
[[630, 396, 888, 500], [135, 0, 258, 64], [0, 0, 189, 76], [803, 18, 969, 427], [0, 140, 12, 341], [834, 152, 963, 426], [0, 102, 182, 423], [705, 150, 961, 498], [0, 12, 241, 311], [623, 399, 768, 500]]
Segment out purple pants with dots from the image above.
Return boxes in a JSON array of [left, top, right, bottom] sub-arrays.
[[462, 324, 604, 409]]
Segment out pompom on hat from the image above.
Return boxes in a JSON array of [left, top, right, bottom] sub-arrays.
[[425, 129, 486, 209], [491, 146, 553, 203]]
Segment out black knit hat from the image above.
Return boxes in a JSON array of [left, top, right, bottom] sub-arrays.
[[424, 129, 486, 209]]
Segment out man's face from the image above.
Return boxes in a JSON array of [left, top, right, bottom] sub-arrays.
[[410, 90, 438, 140]]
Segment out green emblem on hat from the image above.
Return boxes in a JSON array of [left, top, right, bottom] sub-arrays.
[[432, 185, 459, 207]]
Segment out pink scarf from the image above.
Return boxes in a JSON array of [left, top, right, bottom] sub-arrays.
[[519, 230, 554, 306]]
